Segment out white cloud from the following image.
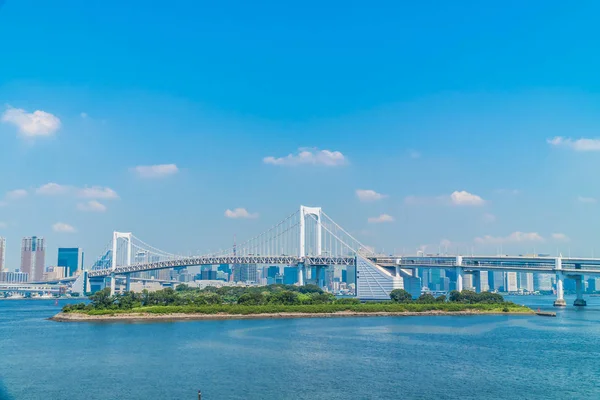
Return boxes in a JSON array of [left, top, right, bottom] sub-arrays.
[[577, 196, 597, 204], [0, 222, 7, 229], [36, 182, 70, 195], [224, 208, 258, 219], [482, 213, 496, 223], [405, 191, 485, 206], [475, 232, 544, 245], [547, 136, 600, 151], [132, 164, 179, 178], [80, 112, 88, 119], [5, 189, 27, 200], [356, 189, 387, 202], [77, 200, 107, 212], [78, 186, 119, 199], [450, 191, 485, 206], [368, 214, 395, 223], [551, 233, 570, 242], [1, 106, 61, 137], [263, 148, 347, 167], [408, 149, 421, 159], [53, 222, 76, 233]]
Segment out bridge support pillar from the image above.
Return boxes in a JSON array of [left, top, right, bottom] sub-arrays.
[[473, 271, 481, 293], [297, 263, 305, 286], [574, 275, 586, 307], [110, 273, 116, 296], [125, 274, 131, 292], [554, 273, 566, 307], [553, 257, 566, 307], [455, 256, 463, 292]]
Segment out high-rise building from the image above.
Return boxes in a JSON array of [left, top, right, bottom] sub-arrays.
[[57, 248, 81, 277], [21, 237, 45, 281], [463, 273, 474, 291], [284, 267, 299, 285], [534, 273, 553, 291], [505, 272, 518, 292], [266, 266, 279, 279], [234, 264, 258, 283], [489, 271, 504, 291], [518, 272, 534, 292], [0, 237, 5, 272]]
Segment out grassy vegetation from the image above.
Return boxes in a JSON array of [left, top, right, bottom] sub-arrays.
[[72, 303, 532, 316], [61, 285, 532, 317]]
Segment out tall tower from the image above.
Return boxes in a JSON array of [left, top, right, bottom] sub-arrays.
[[21, 237, 46, 281], [0, 237, 5, 272]]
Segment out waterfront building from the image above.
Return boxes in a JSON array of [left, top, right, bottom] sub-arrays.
[[266, 266, 279, 279], [0, 270, 29, 283], [218, 264, 231, 275], [346, 265, 356, 285], [57, 247, 82, 277], [518, 272, 534, 292], [44, 266, 67, 281], [534, 273, 553, 291], [463, 273, 474, 291], [216, 270, 228, 281], [0, 237, 5, 272], [21, 236, 45, 281], [283, 267, 299, 285], [505, 272, 518, 292], [200, 266, 217, 280], [233, 264, 258, 283]]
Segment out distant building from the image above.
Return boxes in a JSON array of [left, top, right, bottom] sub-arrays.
[[266, 266, 279, 279], [0, 237, 5, 272], [346, 265, 356, 285], [234, 264, 257, 283], [284, 267, 299, 285], [489, 271, 504, 291], [0, 271, 29, 283], [57, 248, 81, 277], [200, 266, 217, 280], [518, 272, 534, 292], [534, 273, 553, 291], [505, 272, 518, 292], [21, 237, 45, 281], [463, 273, 474, 291], [44, 266, 67, 281], [587, 278, 599, 293], [218, 264, 231, 275]]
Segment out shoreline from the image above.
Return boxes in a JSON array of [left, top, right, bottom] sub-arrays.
[[51, 309, 533, 322]]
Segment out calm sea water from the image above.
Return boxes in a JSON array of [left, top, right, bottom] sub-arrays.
[[1, 295, 599, 400]]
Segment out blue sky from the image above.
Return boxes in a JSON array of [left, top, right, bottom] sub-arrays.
[[2, 0, 600, 268]]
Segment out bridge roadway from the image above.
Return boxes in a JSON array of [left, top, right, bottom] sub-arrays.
[[87, 254, 600, 277]]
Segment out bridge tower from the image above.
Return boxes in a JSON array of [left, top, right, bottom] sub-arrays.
[[553, 257, 566, 307], [298, 206, 322, 285], [110, 232, 132, 296]]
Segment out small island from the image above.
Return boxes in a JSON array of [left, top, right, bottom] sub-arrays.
[[51, 284, 533, 322]]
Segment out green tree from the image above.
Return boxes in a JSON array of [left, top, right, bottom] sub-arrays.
[[298, 284, 324, 294], [237, 292, 266, 306], [448, 290, 462, 302], [89, 288, 114, 309], [435, 295, 446, 303], [390, 289, 413, 303], [416, 293, 436, 303]]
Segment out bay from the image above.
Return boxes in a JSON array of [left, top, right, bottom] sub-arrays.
[[1, 295, 599, 399]]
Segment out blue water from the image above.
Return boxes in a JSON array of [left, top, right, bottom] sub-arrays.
[[1, 296, 599, 400]]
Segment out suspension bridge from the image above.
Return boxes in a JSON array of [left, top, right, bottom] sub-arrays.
[[60, 205, 600, 306]]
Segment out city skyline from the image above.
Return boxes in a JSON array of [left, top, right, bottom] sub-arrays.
[[4, 2, 600, 268]]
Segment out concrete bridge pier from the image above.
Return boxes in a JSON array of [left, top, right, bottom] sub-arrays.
[[455, 256, 464, 292], [297, 263, 305, 286], [574, 275, 587, 307], [110, 273, 116, 296], [125, 274, 132, 292], [554, 272, 566, 307]]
